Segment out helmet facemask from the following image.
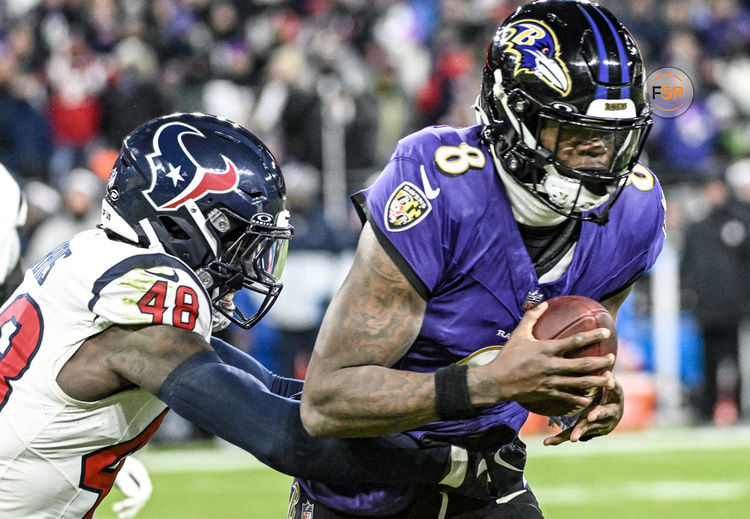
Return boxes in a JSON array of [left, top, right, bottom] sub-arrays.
[[198, 207, 292, 331], [484, 76, 651, 225]]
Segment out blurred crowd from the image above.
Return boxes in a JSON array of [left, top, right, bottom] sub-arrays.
[[3, 0, 750, 430]]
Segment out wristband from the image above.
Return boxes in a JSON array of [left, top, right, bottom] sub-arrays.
[[434, 363, 476, 421]]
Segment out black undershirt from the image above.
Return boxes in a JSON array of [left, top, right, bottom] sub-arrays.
[[518, 219, 581, 278]]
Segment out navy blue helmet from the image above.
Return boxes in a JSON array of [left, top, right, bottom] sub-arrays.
[[101, 112, 293, 329], [478, 0, 652, 225]]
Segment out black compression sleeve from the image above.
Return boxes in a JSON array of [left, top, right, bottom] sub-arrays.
[[209, 336, 304, 397], [157, 351, 449, 483]]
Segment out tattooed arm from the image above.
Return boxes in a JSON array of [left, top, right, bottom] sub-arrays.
[[300, 223, 616, 438], [56, 324, 211, 400]]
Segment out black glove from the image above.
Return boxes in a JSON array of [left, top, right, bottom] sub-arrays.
[[421, 425, 525, 501], [482, 437, 528, 499]]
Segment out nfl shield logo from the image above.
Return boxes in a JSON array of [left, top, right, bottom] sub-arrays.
[[522, 290, 545, 312], [302, 501, 314, 519]]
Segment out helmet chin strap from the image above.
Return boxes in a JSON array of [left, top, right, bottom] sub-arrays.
[[537, 164, 611, 214], [490, 145, 567, 227]]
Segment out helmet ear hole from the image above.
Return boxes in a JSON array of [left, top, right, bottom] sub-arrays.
[[158, 215, 191, 240]]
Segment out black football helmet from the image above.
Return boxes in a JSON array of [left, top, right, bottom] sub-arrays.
[[477, 0, 652, 225], [101, 112, 293, 330]]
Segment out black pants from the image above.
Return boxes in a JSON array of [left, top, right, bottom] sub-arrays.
[[287, 482, 544, 519], [699, 324, 741, 421]]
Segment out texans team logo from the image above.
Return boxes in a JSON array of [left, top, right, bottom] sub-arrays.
[[500, 19, 571, 96], [144, 122, 239, 210]]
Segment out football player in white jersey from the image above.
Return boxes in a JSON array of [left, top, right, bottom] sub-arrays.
[[0, 162, 26, 303], [0, 113, 503, 518]]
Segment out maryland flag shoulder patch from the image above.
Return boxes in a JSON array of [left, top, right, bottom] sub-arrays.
[[384, 181, 432, 232]]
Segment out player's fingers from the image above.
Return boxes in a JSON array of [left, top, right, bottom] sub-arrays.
[[546, 374, 610, 391], [586, 403, 619, 425], [538, 389, 596, 410], [544, 412, 597, 446], [515, 301, 549, 337], [548, 328, 611, 354], [546, 396, 621, 446], [570, 422, 607, 442], [552, 353, 615, 375], [543, 428, 571, 446], [570, 406, 620, 442], [113, 498, 137, 518]]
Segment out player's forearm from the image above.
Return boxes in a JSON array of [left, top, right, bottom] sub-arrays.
[[301, 365, 439, 437], [300, 363, 504, 437], [157, 352, 451, 484]]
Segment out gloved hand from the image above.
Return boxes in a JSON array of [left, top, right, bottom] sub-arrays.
[[481, 437, 528, 500], [112, 456, 152, 519], [439, 445, 492, 500], [423, 425, 528, 501]]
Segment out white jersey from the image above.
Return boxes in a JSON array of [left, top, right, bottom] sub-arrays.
[[0, 229, 212, 518]]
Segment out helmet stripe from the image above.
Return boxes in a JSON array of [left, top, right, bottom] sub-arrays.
[[593, 4, 631, 99], [577, 4, 608, 100]]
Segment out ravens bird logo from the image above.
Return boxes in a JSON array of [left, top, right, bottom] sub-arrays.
[[500, 19, 571, 96]]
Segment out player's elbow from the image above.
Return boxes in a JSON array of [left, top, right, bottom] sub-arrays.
[[300, 389, 341, 437], [299, 401, 324, 437]]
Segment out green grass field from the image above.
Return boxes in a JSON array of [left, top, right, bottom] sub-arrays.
[[96, 426, 750, 519]]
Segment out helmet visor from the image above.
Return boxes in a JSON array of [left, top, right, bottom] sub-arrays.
[[234, 233, 289, 283], [537, 115, 648, 181], [254, 237, 288, 281]]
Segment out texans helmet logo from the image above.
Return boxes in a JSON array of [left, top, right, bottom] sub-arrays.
[[144, 121, 239, 210], [501, 19, 571, 96]]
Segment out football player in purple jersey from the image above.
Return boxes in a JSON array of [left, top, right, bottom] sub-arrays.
[[298, 1, 665, 517]]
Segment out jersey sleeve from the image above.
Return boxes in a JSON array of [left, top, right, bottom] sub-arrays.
[[87, 253, 212, 340], [625, 164, 666, 275], [352, 140, 450, 299], [598, 164, 666, 298]]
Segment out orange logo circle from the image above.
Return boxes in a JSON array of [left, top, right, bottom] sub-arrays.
[[645, 67, 694, 118]]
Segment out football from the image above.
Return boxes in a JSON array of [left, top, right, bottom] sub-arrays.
[[520, 295, 618, 417]]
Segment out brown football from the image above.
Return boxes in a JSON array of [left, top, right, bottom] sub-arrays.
[[520, 295, 617, 417]]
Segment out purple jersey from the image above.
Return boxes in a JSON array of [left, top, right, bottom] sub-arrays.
[[299, 124, 665, 515]]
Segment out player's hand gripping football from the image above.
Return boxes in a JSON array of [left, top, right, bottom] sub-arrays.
[[543, 377, 625, 446], [471, 302, 616, 410]]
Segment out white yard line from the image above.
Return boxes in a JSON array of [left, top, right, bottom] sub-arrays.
[[535, 480, 750, 505]]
